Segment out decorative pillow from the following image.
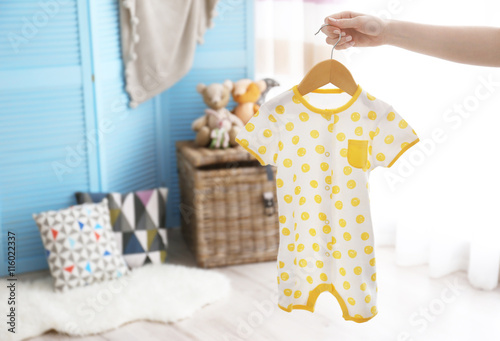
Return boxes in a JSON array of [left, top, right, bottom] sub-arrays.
[[75, 187, 168, 268], [32, 199, 129, 292]]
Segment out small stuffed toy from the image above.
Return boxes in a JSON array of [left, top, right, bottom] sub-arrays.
[[231, 79, 267, 124], [207, 108, 232, 149], [192, 80, 244, 148], [210, 127, 229, 149]]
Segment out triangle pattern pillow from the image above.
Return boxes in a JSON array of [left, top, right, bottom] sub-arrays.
[[75, 187, 168, 268], [32, 199, 130, 292]]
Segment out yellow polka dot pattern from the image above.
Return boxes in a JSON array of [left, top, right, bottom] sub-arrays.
[[234, 89, 418, 321], [370, 107, 418, 168]]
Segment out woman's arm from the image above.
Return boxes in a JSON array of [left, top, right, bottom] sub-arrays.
[[385, 20, 500, 67], [322, 12, 500, 67]]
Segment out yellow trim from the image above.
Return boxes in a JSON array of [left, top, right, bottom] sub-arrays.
[[312, 88, 344, 94], [387, 138, 420, 168], [235, 137, 267, 166], [277, 283, 377, 323], [292, 84, 363, 115]]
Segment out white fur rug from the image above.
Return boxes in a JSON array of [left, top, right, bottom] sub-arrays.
[[0, 264, 230, 341]]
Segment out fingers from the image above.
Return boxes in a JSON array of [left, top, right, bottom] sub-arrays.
[[320, 10, 364, 50], [334, 41, 355, 50], [322, 26, 354, 47], [327, 16, 362, 30], [326, 36, 355, 49], [320, 25, 345, 37], [323, 10, 362, 24]]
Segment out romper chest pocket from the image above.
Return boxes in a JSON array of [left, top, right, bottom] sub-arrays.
[[347, 139, 369, 169]]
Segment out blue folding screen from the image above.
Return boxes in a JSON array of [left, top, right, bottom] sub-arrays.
[[0, 0, 254, 275], [87, 0, 163, 193], [162, 0, 255, 227], [0, 0, 98, 275]]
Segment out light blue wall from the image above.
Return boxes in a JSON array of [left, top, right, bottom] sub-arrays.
[[0, 0, 254, 275]]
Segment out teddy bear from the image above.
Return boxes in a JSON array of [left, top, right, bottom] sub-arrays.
[[192, 80, 244, 148], [231, 78, 268, 124]]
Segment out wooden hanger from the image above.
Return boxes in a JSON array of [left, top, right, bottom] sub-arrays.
[[296, 24, 358, 97]]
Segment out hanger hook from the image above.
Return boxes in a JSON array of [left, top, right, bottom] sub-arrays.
[[315, 23, 341, 59]]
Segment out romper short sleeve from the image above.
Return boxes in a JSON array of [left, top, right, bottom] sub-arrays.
[[370, 106, 420, 168], [235, 103, 281, 166]]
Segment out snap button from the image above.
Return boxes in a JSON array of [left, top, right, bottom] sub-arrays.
[[325, 185, 330, 191], [325, 152, 330, 157], [325, 220, 330, 225]]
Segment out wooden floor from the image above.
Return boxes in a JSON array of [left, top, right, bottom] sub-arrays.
[[28, 227, 500, 341]]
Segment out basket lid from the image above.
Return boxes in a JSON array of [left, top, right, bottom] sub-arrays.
[[176, 140, 260, 167]]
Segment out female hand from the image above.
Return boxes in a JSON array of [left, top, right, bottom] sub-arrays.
[[321, 11, 388, 50], [321, 10, 500, 66]]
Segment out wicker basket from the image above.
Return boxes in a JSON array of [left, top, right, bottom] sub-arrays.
[[176, 140, 279, 268]]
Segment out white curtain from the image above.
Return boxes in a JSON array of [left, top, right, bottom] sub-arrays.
[[254, 0, 500, 290], [255, 0, 347, 88]]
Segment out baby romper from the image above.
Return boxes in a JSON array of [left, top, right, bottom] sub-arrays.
[[235, 84, 419, 323]]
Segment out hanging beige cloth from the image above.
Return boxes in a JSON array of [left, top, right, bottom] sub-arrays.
[[120, 0, 219, 108]]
